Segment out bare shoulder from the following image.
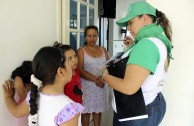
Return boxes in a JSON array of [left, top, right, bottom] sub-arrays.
[[77, 47, 84, 54], [77, 47, 85, 60], [101, 46, 109, 59], [101, 46, 107, 52]]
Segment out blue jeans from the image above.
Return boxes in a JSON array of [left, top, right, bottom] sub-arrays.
[[113, 93, 166, 126]]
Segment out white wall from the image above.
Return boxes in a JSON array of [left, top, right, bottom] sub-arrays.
[[114, 0, 194, 126], [0, 0, 57, 126], [148, 0, 194, 126]]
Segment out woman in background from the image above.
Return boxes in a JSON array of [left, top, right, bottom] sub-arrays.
[[77, 25, 110, 126]]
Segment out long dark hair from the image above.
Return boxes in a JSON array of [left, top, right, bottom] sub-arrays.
[[29, 46, 66, 125]]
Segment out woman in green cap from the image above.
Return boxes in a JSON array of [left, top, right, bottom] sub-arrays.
[[102, 1, 173, 126]]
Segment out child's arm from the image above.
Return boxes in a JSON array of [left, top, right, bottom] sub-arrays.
[[14, 76, 27, 101], [60, 114, 80, 126], [2, 80, 29, 117]]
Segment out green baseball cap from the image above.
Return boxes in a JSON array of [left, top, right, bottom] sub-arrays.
[[116, 1, 156, 27]]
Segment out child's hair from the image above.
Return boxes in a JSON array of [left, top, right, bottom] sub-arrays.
[[11, 60, 32, 86], [53, 41, 73, 51], [29, 46, 66, 126]]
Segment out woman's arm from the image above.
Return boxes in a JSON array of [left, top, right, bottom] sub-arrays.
[[77, 48, 98, 82], [2, 80, 29, 117], [103, 64, 151, 95], [14, 76, 27, 101]]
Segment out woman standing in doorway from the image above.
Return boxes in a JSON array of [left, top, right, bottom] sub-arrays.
[[77, 25, 109, 126]]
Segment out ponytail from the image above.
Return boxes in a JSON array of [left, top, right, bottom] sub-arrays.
[[156, 9, 172, 41], [28, 75, 42, 126]]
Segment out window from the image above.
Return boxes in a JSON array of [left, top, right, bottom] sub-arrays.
[[61, 0, 97, 51]]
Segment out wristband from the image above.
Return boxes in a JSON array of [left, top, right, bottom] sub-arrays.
[[102, 74, 108, 83]]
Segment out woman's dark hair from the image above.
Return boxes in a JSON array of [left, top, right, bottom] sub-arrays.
[[29, 46, 66, 124], [11, 60, 32, 86], [84, 25, 99, 45], [149, 9, 172, 41]]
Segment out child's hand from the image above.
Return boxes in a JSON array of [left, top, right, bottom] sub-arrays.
[[2, 80, 15, 98]]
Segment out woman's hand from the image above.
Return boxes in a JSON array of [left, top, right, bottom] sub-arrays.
[[102, 68, 109, 75], [2, 80, 15, 98], [95, 76, 105, 88], [123, 36, 134, 48], [101, 68, 109, 84]]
